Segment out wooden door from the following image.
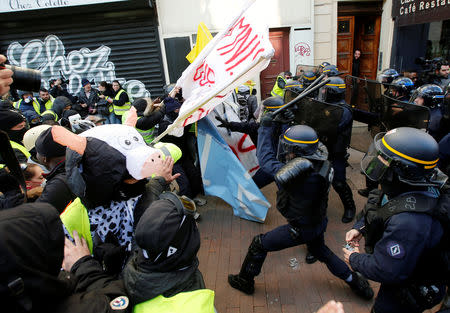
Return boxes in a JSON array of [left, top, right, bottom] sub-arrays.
[[260, 28, 290, 99], [337, 16, 355, 76], [354, 16, 381, 80]]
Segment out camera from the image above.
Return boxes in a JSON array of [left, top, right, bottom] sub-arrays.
[[0, 64, 41, 92]]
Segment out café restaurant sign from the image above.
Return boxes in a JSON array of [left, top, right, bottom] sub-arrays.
[[392, 0, 450, 26], [1, 0, 127, 13]]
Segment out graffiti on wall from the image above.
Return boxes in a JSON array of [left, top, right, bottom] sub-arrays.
[[7, 35, 150, 98]]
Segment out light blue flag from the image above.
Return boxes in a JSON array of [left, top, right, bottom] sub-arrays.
[[197, 117, 270, 223]]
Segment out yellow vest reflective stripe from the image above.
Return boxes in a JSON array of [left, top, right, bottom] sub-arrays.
[[60, 198, 94, 253], [112, 89, 131, 115], [14, 99, 42, 114], [133, 289, 215, 313], [41, 110, 58, 121], [10, 141, 31, 159], [43, 99, 53, 110], [121, 112, 156, 145], [271, 75, 286, 98], [0, 141, 30, 168]]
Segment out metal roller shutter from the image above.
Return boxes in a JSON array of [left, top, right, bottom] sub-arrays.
[[0, 6, 165, 99]]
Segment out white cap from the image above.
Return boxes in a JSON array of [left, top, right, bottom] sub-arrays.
[[23, 125, 52, 151]]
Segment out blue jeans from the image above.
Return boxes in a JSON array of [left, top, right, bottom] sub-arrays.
[[106, 113, 121, 124]]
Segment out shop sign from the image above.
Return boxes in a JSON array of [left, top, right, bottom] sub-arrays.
[[1, 0, 127, 13], [392, 0, 450, 26]]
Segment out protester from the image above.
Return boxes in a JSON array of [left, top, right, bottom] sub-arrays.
[[0, 202, 131, 313], [34, 127, 75, 213], [123, 195, 211, 309], [101, 80, 130, 124], [0, 108, 29, 163], [74, 78, 100, 118]]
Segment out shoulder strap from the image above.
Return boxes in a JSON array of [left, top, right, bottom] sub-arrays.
[[378, 192, 439, 223]]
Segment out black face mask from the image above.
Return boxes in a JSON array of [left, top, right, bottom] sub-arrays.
[[7, 128, 27, 144]]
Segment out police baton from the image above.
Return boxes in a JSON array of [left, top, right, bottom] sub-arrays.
[[272, 78, 330, 116]]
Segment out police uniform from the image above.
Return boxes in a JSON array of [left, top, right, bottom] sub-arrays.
[[320, 77, 356, 223], [229, 123, 373, 300], [349, 127, 448, 313]]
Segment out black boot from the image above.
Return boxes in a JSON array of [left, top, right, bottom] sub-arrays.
[[228, 235, 267, 295], [305, 249, 317, 264], [346, 271, 374, 300], [333, 180, 356, 223], [358, 177, 378, 198]]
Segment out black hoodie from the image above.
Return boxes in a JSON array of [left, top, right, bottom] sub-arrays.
[[0, 203, 69, 312]]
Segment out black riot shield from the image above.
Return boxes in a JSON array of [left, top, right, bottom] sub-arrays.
[[294, 97, 344, 149], [344, 75, 390, 114], [381, 95, 430, 131], [295, 64, 319, 77], [0, 130, 27, 202]]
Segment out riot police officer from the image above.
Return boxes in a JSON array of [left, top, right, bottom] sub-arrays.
[[322, 64, 340, 77], [319, 76, 357, 223], [389, 77, 415, 101], [344, 127, 448, 313], [377, 69, 400, 85], [228, 123, 374, 300], [410, 84, 446, 142]]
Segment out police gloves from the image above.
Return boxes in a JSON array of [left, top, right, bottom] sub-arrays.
[[260, 110, 295, 127]]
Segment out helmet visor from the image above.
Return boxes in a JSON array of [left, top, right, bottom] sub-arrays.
[[361, 133, 392, 181]]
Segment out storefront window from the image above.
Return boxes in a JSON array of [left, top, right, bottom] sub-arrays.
[[392, 19, 449, 72], [426, 20, 450, 60]]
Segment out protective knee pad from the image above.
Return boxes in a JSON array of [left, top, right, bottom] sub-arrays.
[[248, 234, 266, 255], [240, 234, 267, 278]]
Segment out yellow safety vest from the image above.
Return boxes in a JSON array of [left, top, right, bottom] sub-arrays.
[[10, 141, 31, 159], [42, 99, 53, 110], [133, 289, 215, 313], [110, 89, 131, 116], [60, 198, 94, 253], [41, 110, 58, 121], [271, 75, 287, 98], [0, 141, 31, 169], [121, 112, 156, 145], [14, 99, 42, 115]]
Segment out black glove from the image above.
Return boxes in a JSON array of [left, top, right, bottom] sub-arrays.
[[275, 157, 313, 187], [93, 232, 128, 275], [260, 112, 274, 127], [273, 109, 295, 124], [215, 116, 230, 128]]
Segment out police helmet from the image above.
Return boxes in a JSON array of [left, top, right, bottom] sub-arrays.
[[277, 125, 328, 162], [390, 77, 415, 98], [410, 84, 444, 108], [322, 65, 340, 77], [320, 76, 346, 103], [302, 71, 317, 87], [377, 69, 399, 84], [361, 127, 447, 187], [320, 62, 331, 69], [262, 96, 284, 111], [284, 79, 304, 103]]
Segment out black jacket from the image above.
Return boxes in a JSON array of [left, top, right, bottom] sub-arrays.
[[74, 89, 100, 118], [56, 256, 130, 313], [36, 160, 75, 213]]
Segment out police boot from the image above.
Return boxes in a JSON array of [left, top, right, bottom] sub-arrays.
[[228, 235, 267, 295], [305, 248, 317, 264], [358, 177, 378, 198], [346, 271, 374, 300], [333, 180, 356, 223]]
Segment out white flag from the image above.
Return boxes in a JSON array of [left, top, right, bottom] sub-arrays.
[[154, 0, 274, 141]]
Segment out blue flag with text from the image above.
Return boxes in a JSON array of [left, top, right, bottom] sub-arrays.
[[197, 117, 270, 223]]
